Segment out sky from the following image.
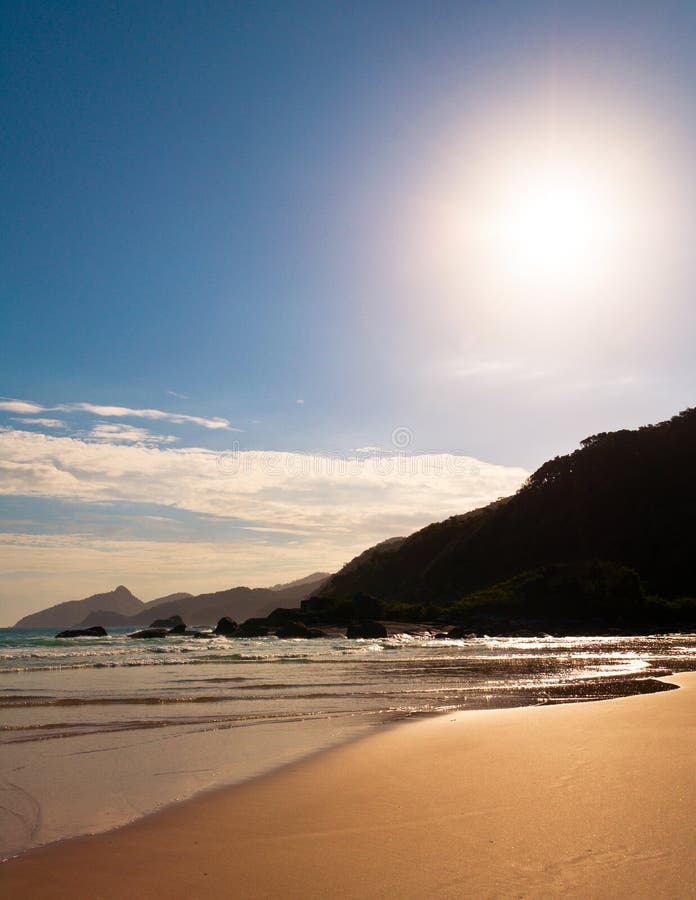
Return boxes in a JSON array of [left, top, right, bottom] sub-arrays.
[[2, 2, 696, 622]]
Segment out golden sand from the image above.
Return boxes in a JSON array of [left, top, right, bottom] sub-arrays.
[[2, 674, 695, 899]]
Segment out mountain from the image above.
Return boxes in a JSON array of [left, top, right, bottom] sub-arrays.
[[14, 575, 330, 629], [269, 572, 330, 591], [313, 408, 696, 623], [111, 575, 331, 626], [14, 586, 143, 628], [141, 592, 194, 610], [78, 609, 139, 627], [74, 594, 195, 628]]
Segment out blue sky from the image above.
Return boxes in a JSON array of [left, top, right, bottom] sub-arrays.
[[2, 2, 696, 621]]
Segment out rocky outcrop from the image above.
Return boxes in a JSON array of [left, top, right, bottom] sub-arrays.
[[151, 615, 184, 628], [214, 617, 238, 636], [266, 607, 304, 623], [54, 626, 108, 638], [234, 619, 270, 638], [346, 620, 387, 639], [445, 627, 478, 639], [274, 621, 326, 639], [128, 628, 168, 639]]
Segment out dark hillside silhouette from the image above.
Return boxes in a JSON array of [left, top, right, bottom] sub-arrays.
[[315, 408, 696, 612]]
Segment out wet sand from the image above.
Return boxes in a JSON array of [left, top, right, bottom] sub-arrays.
[[1, 673, 694, 899]]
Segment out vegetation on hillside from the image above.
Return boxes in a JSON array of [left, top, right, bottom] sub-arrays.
[[311, 408, 696, 629]]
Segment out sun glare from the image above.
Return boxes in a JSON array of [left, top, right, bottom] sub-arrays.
[[484, 160, 626, 289]]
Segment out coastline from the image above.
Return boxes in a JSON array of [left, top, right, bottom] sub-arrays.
[[1, 673, 694, 898]]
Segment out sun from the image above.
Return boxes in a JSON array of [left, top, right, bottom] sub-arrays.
[[408, 101, 676, 313], [485, 159, 624, 288]]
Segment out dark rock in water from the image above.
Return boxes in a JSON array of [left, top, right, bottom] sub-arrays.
[[55, 626, 108, 638], [433, 632, 450, 639], [274, 621, 326, 639], [214, 617, 238, 636], [128, 628, 168, 639], [346, 620, 387, 639], [267, 607, 305, 623], [150, 614, 184, 628], [168, 623, 187, 634], [446, 626, 478, 639], [235, 618, 270, 637]]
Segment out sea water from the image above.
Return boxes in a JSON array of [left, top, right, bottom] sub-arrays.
[[1, 627, 695, 860]]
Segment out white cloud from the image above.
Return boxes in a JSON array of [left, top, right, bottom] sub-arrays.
[[166, 390, 189, 400], [0, 398, 45, 414], [0, 396, 240, 431], [0, 429, 527, 538], [295, 399, 305, 405], [0, 429, 530, 622], [88, 424, 178, 444], [58, 402, 238, 431], [11, 417, 66, 429], [443, 359, 549, 381]]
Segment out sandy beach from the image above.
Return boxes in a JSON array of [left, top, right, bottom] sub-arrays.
[[2, 673, 694, 899]]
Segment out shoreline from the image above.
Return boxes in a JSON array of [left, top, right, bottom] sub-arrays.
[[0, 671, 678, 864], [4, 629, 689, 864], [2, 673, 695, 898]]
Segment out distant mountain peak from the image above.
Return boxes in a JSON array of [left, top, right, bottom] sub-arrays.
[[14, 573, 331, 629], [14, 585, 143, 628]]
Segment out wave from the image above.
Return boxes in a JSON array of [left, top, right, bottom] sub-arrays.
[[0, 654, 320, 673]]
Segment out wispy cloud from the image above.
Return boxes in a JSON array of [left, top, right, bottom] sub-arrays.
[[0, 399, 45, 414], [443, 359, 549, 381], [0, 428, 528, 538], [57, 403, 238, 431], [11, 417, 66, 429], [166, 390, 189, 400], [0, 397, 239, 431], [88, 424, 178, 444], [0, 428, 529, 620]]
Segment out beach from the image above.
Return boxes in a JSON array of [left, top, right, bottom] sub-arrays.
[[2, 671, 694, 898], [5, 628, 690, 861]]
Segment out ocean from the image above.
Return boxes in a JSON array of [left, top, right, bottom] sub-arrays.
[[1, 626, 695, 861]]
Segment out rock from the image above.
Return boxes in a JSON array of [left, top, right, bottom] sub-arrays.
[[234, 618, 270, 638], [266, 607, 305, 623], [446, 626, 478, 639], [351, 593, 383, 619], [300, 595, 325, 612], [274, 621, 325, 639], [214, 617, 238, 636], [168, 623, 187, 634], [150, 615, 184, 628], [55, 626, 108, 638], [346, 620, 387, 639], [128, 628, 168, 639]]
